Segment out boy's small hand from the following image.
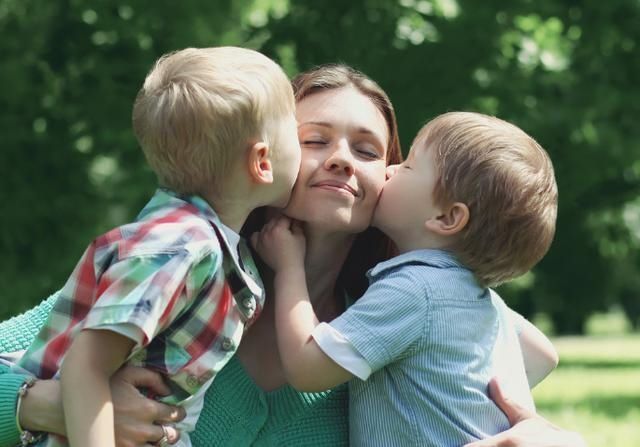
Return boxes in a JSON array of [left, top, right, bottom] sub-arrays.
[[251, 215, 306, 271]]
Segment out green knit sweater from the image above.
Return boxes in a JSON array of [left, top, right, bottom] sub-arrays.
[[0, 294, 349, 446]]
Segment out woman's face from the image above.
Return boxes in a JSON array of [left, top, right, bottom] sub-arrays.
[[284, 87, 389, 234]]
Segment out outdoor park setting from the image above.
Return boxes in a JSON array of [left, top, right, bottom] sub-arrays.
[[1, 0, 638, 445]]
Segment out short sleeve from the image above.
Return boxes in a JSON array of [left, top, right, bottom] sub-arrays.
[[505, 304, 527, 336], [329, 267, 430, 373], [312, 322, 372, 380], [83, 247, 218, 347]]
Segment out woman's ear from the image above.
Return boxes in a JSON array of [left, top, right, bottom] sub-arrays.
[[425, 202, 469, 236], [247, 142, 273, 184]]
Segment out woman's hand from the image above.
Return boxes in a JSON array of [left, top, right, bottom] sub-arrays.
[[18, 378, 65, 435], [251, 215, 306, 272], [18, 365, 185, 447], [110, 366, 185, 447], [464, 378, 586, 447]]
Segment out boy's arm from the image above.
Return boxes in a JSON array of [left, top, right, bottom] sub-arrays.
[[508, 309, 558, 388], [272, 265, 354, 391], [252, 216, 354, 392], [60, 329, 134, 447]]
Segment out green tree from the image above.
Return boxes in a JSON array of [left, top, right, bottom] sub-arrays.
[[2, 0, 639, 334]]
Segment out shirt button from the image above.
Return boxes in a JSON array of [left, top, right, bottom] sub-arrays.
[[221, 337, 235, 351], [186, 374, 199, 389], [242, 297, 256, 311], [198, 371, 214, 385]]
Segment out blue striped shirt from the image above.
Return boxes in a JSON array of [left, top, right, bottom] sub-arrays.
[[329, 249, 533, 446]]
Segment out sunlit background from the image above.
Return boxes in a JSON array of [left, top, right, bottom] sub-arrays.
[[1, 0, 639, 445]]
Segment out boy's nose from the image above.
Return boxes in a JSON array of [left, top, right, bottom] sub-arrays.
[[386, 164, 399, 179]]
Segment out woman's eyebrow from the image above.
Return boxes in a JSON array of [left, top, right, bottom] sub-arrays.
[[355, 127, 382, 139], [299, 121, 386, 146], [355, 127, 387, 148], [298, 121, 332, 129]]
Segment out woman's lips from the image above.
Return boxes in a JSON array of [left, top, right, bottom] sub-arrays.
[[313, 180, 358, 197]]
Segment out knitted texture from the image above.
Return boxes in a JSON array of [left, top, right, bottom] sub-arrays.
[[0, 292, 59, 446], [0, 372, 26, 446], [0, 294, 57, 352], [0, 292, 349, 446], [192, 356, 349, 446]]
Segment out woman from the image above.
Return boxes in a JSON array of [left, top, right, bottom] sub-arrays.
[[0, 64, 583, 447]]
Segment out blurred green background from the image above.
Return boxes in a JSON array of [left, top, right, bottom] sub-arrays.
[[3, 0, 640, 332], [1, 0, 639, 444]]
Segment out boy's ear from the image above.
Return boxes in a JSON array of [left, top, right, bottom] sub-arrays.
[[247, 142, 273, 184], [425, 202, 469, 236]]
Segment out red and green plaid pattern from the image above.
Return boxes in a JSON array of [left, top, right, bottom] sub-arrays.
[[17, 188, 264, 403]]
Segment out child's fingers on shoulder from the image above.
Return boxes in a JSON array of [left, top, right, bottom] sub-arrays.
[[291, 220, 304, 235], [274, 215, 291, 228]]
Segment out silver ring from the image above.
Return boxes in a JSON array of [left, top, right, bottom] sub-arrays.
[[155, 424, 171, 447]]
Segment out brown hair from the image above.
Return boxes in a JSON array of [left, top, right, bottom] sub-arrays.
[[416, 111, 557, 286], [132, 47, 294, 197], [243, 64, 403, 298]]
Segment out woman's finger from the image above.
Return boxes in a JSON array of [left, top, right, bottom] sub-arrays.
[[152, 423, 180, 445], [487, 377, 534, 426], [116, 365, 171, 397], [163, 424, 181, 445], [463, 433, 505, 446], [143, 424, 166, 445], [137, 423, 181, 446], [153, 403, 186, 424]]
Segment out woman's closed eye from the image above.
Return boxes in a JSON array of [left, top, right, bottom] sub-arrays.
[[301, 138, 328, 146], [354, 144, 382, 160]]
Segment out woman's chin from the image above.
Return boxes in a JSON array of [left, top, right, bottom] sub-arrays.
[[292, 210, 371, 234]]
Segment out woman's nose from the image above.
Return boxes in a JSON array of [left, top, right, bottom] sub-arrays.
[[386, 164, 399, 179], [325, 140, 355, 176]]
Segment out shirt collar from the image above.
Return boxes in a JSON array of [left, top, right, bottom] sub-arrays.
[[139, 188, 243, 270], [139, 188, 221, 222], [367, 249, 465, 279], [141, 189, 264, 321], [219, 222, 241, 254]]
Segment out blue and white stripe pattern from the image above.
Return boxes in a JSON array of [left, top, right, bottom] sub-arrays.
[[329, 249, 533, 446]]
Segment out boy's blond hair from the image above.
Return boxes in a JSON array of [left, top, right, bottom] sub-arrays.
[[416, 112, 557, 287], [132, 47, 295, 196]]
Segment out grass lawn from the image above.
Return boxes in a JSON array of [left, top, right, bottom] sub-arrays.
[[532, 334, 640, 446]]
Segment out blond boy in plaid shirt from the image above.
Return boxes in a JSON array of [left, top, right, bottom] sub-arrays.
[[14, 47, 300, 447]]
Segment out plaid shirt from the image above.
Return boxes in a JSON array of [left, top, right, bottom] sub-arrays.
[[18, 189, 264, 404]]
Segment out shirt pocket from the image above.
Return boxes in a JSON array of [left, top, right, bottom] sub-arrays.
[[131, 333, 192, 376]]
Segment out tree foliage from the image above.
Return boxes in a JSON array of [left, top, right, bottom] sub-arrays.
[[2, 0, 639, 333]]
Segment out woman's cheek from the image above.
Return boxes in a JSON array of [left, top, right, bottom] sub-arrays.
[[362, 164, 387, 214], [370, 163, 388, 196]]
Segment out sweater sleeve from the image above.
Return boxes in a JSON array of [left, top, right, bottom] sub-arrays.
[[0, 291, 59, 446]]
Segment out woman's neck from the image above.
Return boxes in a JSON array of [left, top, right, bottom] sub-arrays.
[[303, 224, 355, 319], [234, 223, 357, 390]]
